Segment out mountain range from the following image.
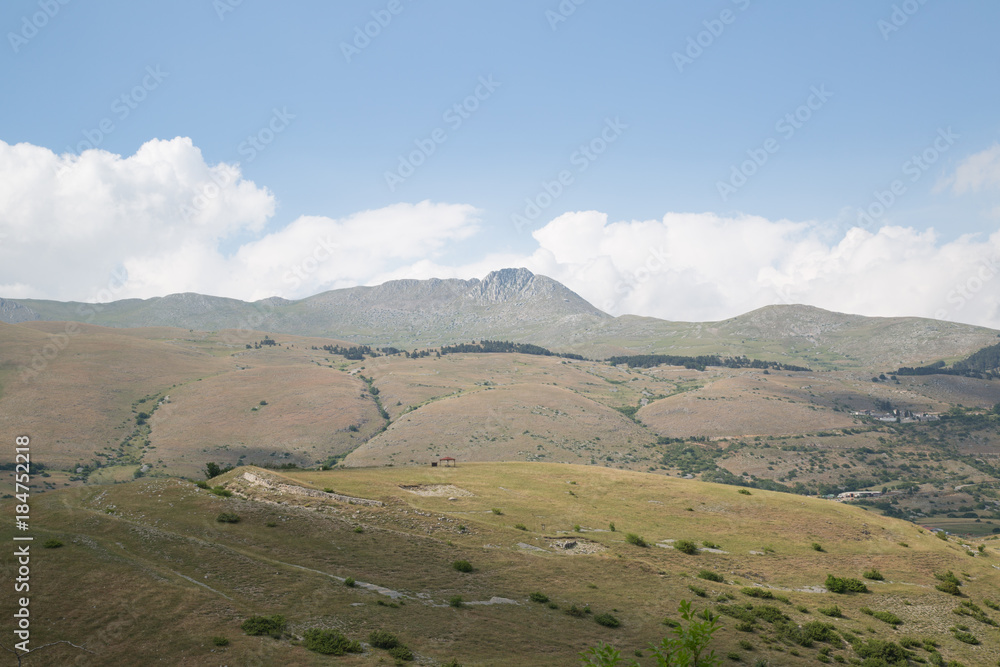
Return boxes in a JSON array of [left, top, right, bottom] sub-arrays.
[[3, 267, 997, 368]]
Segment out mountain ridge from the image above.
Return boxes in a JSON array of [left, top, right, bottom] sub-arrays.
[[3, 268, 998, 368]]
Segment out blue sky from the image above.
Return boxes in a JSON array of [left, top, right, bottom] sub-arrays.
[[2, 1, 1000, 326]]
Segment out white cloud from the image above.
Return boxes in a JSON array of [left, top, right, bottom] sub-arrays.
[[2, 138, 999, 330], [384, 212, 1000, 329], [0, 139, 479, 302], [940, 143, 1000, 194]]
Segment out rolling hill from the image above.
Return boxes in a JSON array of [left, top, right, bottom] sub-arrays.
[[2, 462, 998, 665]]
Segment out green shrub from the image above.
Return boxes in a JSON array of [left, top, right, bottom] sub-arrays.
[[860, 607, 902, 626], [216, 512, 240, 523], [303, 628, 362, 655], [863, 568, 884, 581], [368, 629, 401, 649], [675, 539, 698, 555], [742, 587, 775, 599], [753, 606, 788, 624], [726, 651, 741, 661], [565, 604, 586, 618], [452, 560, 473, 573], [528, 592, 549, 603], [353, 526, 364, 533], [698, 569, 724, 583], [934, 570, 962, 596], [825, 574, 868, 593], [738, 488, 752, 495], [950, 627, 979, 644], [195, 480, 210, 489], [42, 538, 63, 549], [573, 524, 582, 532], [625, 533, 649, 547], [953, 600, 997, 626], [738, 639, 754, 650], [609, 522, 616, 532], [702, 541, 721, 549], [817, 605, 842, 617], [387, 644, 414, 660], [448, 595, 464, 608], [491, 508, 503, 515], [851, 638, 907, 663], [264, 521, 277, 528], [811, 542, 824, 552], [984, 598, 1000, 611], [210, 486, 232, 497], [344, 577, 355, 587], [935, 580, 961, 595], [688, 585, 707, 598], [594, 613, 620, 628], [211, 636, 229, 646], [241, 614, 286, 638], [514, 523, 527, 531]]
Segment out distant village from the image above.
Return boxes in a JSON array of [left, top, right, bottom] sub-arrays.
[[851, 409, 940, 423]]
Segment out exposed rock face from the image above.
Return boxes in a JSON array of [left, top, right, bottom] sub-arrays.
[[0, 297, 40, 323]]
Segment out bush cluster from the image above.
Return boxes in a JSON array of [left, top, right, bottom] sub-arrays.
[[825, 574, 868, 594], [241, 614, 285, 638], [625, 533, 649, 547], [303, 628, 362, 655]]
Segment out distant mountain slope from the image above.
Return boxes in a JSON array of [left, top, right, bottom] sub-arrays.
[[0, 297, 40, 323], [3, 269, 998, 368]]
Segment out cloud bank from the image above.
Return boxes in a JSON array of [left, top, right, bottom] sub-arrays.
[[1, 138, 999, 329]]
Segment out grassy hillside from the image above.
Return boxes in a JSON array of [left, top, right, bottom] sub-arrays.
[[3, 463, 998, 665]]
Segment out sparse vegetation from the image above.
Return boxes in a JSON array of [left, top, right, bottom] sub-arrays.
[[863, 568, 884, 581], [529, 592, 549, 603], [825, 575, 868, 594], [698, 570, 724, 583], [303, 628, 362, 655], [594, 613, 620, 628], [675, 539, 698, 555], [241, 614, 286, 638], [42, 538, 63, 548], [625, 533, 649, 548], [216, 512, 240, 523], [452, 559, 473, 573]]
